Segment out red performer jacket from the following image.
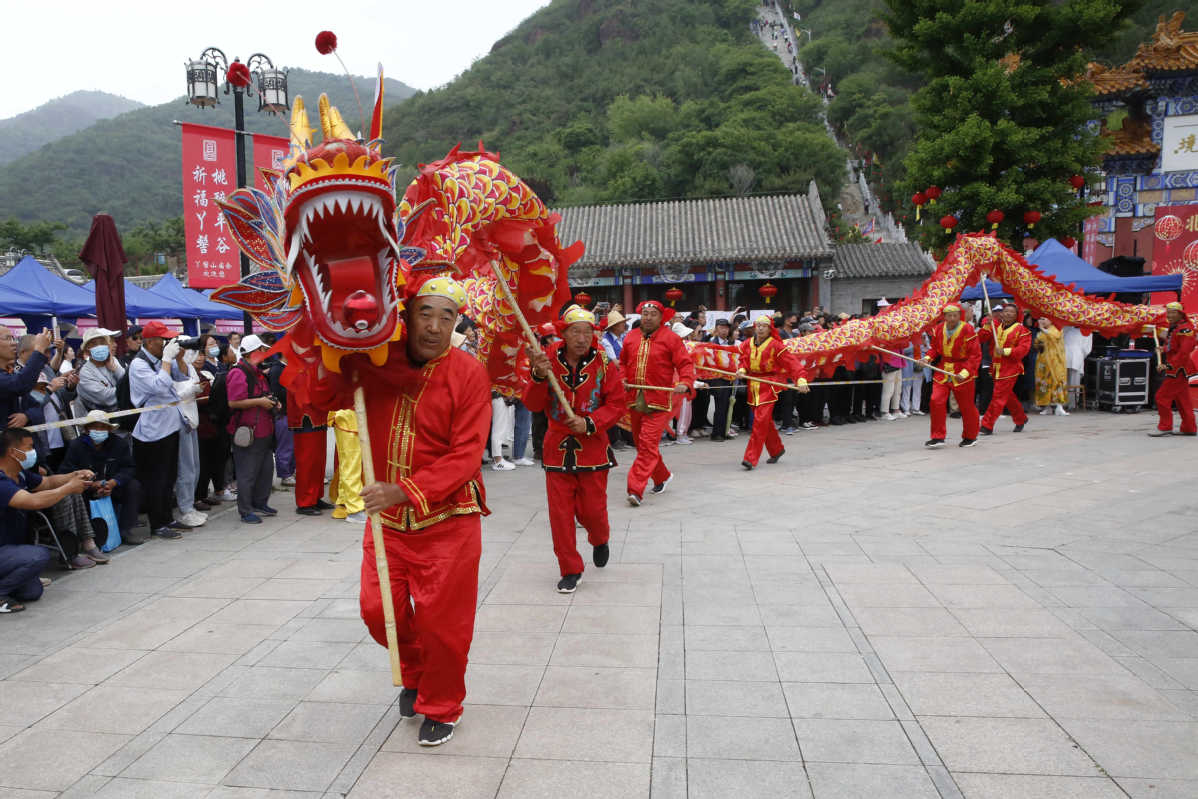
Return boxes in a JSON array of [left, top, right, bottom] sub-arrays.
[[522, 341, 626, 472], [738, 337, 808, 406], [619, 325, 696, 412], [360, 345, 492, 532], [1162, 319, 1197, 378], [980, 322, 1032, 380], [927, 321, 981, 385]]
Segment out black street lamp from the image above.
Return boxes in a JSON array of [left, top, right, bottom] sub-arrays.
[[185, 48, 288, 332]]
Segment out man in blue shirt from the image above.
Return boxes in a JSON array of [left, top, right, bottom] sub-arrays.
[[127, 321, 186, 539], [0, 328, 51, 431], [0, 428, 91, 613]]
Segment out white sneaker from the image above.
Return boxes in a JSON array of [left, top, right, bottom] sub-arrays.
[[216, 489, 237, 501], [897, 412, 909, 419], [280, 476, 296, 486], [911, 409, 925, 416], [174, 510, 206, 528], [1054, 405, 1070, 416], [491, 459, 515, 471], [677, 435, 693, 445], [885, 413, 897, 421], [514, 458, 536, 466], [1039, 407, 1053, 415], [345, 511, 367, 523]]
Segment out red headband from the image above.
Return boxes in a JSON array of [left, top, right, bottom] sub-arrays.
[[636, 300, 676, 325]]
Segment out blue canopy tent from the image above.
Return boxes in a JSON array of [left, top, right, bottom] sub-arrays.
[[961, 239, 1184, 301], [0, 256, 98, 316], [79, 281, 183, 320], [148, 273, 241, 319]]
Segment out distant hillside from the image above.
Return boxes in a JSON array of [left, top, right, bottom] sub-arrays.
[[0, 90, 144, 164], [0, 70, 415, 235], [382, 0, 847, 209]]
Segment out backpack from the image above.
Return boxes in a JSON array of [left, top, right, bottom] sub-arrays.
[[206, 371, 232, 428]]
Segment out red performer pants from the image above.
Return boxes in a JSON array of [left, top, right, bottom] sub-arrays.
[[546, 470, 610, 576], [930, 380, 980, 440], [743, 402, 783, 466], [627, 410, 672, 498], [981, 376, 1028, 430], [1156, 374, 1196, 433], [360, 515, 481, 722], [292, 428, 327, 508]]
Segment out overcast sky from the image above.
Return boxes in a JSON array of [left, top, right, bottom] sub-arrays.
[[0, 0, 552, 119]]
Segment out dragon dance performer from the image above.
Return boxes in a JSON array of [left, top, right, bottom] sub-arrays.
[[523, 306, 625, 593], [356, 275, 492, 748], [1148, 301, 1196, 437], [736, 315, 809, 470], [979, 303, 1032, 435], [619, 300, 695, 506], [288, 405, 333, 516], [923, 303, 982, 448]]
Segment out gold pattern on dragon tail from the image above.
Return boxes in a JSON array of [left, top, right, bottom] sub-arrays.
[[785, 233, 1189, 374], [399, 145, 582, 396]]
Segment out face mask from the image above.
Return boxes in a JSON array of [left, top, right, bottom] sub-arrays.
[[89, 430, 109, 444], [207, 346, 220, 358], [13, 448, 36, 470], [89, 345, 109, 362], [29, 390, 47, 405]]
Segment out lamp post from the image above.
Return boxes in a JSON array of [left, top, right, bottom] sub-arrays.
[[185, 48, 288, 333], [799, 28, 813, 43]]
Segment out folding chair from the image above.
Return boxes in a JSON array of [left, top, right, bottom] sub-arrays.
[[28, 510, 80, 569]]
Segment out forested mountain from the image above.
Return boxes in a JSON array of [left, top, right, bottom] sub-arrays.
[[380, 0, 846, 208], [0, 91, 144, 165], [0, 70, 415, 236]]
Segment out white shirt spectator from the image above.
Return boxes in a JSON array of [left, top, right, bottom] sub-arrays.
[[129, 350, 182, 442], [1063, 326, 1092, 372]]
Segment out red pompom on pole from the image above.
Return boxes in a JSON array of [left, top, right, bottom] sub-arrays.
[[315, 31, 338, 55], [986, 209, 1004, 230], [665, 287, 684, 307], [1023, 210, 1042, 229], [940, 214, 958, 233], [758, 283, 778, 305], [1068, 174, 1086, 191], [226, 61, 251, 89]]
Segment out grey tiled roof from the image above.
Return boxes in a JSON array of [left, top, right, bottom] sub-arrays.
[[833, 242, 935, 279], [553, 193, 832, 269]]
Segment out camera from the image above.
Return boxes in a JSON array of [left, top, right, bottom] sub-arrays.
[[176, 336, 205, 351]]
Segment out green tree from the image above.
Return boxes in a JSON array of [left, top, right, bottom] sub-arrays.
[[885, 0, 1142, 251]]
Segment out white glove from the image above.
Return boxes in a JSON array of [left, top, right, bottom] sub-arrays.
[[162, 341, 181, 362]]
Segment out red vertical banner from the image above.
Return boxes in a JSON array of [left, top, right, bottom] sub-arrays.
[[180, 123, 239, 289], [1081, 214, 1101, 266], [252, 134, 291, 191], [1152, 205, 1198, 312]]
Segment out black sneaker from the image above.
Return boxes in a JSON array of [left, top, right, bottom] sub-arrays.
[[314, 499, 335, 510], [979, 427, 993, 436], [741, 460, 754, 470], [650, 476, 672, 495], [418, 716, 458, 746], [924, 439, 946, 448], [1012, 423, 1025, 433], [766, 448, 785, 464], [0, 595, 25, 613], [167, 520, 191, 530], [296, 506, 321, 516], [557, 573, 581, 593], [593, 543, 610, 568], [399, 688, 418, 719], [153, 526, 182, 539], [959, 438, 978, 448]]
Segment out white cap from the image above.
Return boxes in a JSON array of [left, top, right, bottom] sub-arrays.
[[81, 409, 117, 430], [876, 297, 890, 308], [238, 334, 268, 355], [81, 327, 120, 346], [671, 321, 693, 337]]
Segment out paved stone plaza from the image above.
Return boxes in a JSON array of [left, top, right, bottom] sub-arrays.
[[1, 409, 1197, 798]]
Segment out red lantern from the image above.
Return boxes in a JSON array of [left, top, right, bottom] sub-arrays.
[[665, 287, 684, 307], [911, 192, 927, 221], [1068, 174, 1086, 191], [986, 209, 1005, 230], [1023, 210, 1042, 229], [1061, 235, 1077, 249], [573, 291, 592, 308], [940, 214, 958, 233], [758, 283, 778, 305], [925, 186, 942, 205]]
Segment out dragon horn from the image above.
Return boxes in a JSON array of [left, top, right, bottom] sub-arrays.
[[288, 96, 313, 156], [370, 63, 385, 142], [318, 94, 354, 142]]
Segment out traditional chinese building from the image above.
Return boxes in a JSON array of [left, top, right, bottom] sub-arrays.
[[553, 184, 833, 312], [827, 243, 936, 315], [1086, 11, 1198, 271]]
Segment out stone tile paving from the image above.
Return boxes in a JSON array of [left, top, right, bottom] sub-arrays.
[[0, 409, 1196, 797]]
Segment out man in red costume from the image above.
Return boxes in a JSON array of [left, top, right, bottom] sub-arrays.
[[736, 315, 809, 470], [356, 275, 492, 748], [524, 306, 625, 593], [1148, 301, 1196, 437], [619, 300, 695, 506], [979, 303, 1032, 435], [288, 405, 332, 515], [923, 303, 982, 448]]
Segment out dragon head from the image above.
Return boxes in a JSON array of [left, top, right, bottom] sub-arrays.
[[283, 135, 402, 353]]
